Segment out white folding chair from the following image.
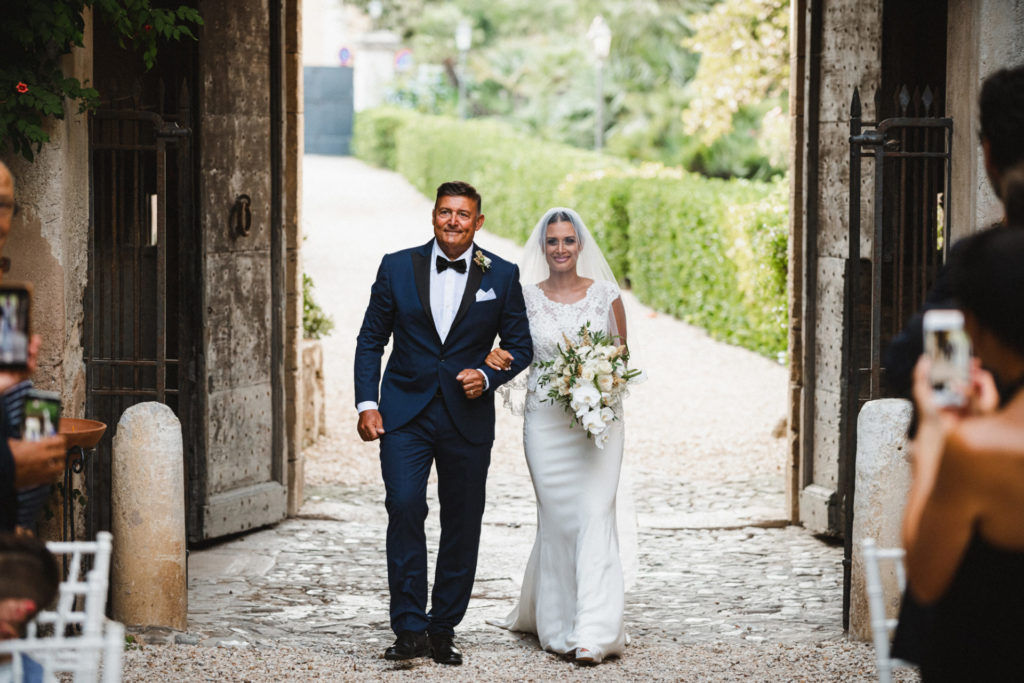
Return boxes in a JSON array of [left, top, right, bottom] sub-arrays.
[[0, 531, 125, 683], [862, 538, 914, 683]]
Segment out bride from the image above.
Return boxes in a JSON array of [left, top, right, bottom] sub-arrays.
[[486, 207, 632, 664]]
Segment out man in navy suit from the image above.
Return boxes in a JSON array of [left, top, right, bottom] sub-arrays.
[[354, 181, 533, 665]]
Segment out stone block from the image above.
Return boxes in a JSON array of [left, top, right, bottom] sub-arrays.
[[111, 402, 186, 630], [301, 340, 326, 449], [849, 398, 913, 642]]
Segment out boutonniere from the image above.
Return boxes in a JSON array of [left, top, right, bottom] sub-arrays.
[[474, 249, 492, 272]]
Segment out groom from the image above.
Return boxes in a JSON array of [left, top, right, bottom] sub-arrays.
[[354, 181, 533, 665]]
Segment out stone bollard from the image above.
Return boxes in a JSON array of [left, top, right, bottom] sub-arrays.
[[110, 402, 187, 630], [849, 398, 913, 641]]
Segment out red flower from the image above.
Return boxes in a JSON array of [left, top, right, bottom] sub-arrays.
[[15, 82, 28, 94], [144, 24, 152, 32]]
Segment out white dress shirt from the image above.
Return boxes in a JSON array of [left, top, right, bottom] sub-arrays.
[[430, 240, 472, 343], [357, 240, 487, 414]]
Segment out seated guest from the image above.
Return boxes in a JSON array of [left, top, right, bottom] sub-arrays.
[[0, 533, 59, 641], [0, 533, 60, 683], [901, 226, 1024, 681]]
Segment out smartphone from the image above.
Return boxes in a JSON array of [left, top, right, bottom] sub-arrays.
[[22, 389, 61, 441], [0, 281, 31, 370], [923, 309, 972, 407]]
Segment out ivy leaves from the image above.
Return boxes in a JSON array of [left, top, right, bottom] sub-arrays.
[[0, 1, 202, 161]]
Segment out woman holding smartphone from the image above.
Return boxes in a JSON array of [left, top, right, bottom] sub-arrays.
[[902, 225, 1024, 680]]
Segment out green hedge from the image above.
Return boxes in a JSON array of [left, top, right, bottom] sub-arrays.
[[353, 108, 789, 359], [394, 117, 624, 243], [624, 173, 786, 357], [351, 107, 415, 170]]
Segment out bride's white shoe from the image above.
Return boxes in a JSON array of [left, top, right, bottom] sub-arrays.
[[574, 647, 601, 665]]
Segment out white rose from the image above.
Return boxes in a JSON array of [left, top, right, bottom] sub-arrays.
[[597, 374, 614, 392], [597, 360, 613, 375]]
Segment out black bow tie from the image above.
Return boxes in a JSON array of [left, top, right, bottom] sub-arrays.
[[436, 255, 467, 274]]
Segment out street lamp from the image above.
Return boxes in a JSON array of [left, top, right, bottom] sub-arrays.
[[587, 15, 611, 151], [456, 19, 472, 119]]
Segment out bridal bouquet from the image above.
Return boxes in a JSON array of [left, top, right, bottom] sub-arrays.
[[535, 322, 645, 449]]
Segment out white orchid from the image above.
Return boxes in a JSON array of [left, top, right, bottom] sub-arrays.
[[570, 384, 602, 417], [580, 409, 606, 435]]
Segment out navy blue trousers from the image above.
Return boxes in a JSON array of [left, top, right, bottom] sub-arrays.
[[379, 396, 491, 635]]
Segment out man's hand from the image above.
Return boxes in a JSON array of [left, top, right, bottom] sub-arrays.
[[11, 435, 65, 487], [357, 409, 385, 442], [457, 368, 486, 399]]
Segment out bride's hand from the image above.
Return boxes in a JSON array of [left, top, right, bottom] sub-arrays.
[[485, 348, 514, 371]]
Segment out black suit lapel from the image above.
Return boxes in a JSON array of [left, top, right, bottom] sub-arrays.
[[448, 253, 483, 337], [411, 248, 437, 336]]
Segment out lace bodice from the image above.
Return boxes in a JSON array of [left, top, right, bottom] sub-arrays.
[[523, 280, 621, 410]]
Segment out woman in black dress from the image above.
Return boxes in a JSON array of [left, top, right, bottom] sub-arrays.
[[902, 222, 1024, 681]]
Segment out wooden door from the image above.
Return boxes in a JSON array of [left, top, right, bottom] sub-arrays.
[[191, 0, 287, 541]]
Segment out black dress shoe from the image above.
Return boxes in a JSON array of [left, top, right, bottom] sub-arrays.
[[428, 632, 463, 665], [384, 631, 429, 660]]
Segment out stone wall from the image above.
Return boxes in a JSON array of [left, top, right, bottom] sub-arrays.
[[795, 0, 884, 534], [2, 12, 93, 419]]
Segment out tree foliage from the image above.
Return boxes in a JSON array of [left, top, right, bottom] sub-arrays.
[[0, 1, 202, 161], [350, 0, 789, 179], [681, 0, 789, 144]]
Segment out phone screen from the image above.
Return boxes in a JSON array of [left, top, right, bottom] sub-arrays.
[[0, 282, 31, 370], [22, 390, 61, 441]]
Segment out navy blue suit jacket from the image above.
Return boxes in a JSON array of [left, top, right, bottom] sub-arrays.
[[354, 240, 533, 444]]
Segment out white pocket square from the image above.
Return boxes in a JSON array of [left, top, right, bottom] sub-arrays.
[[475, 288, 496, 302]]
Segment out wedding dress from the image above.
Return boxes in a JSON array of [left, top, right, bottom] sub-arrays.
[[492, 279, 628, 662]]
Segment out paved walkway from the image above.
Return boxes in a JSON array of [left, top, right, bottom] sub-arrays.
[[123, 156, 917, 681]]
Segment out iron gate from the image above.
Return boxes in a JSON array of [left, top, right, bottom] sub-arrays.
[[840, 85, 953, 626], [85, 106, 193, 538]]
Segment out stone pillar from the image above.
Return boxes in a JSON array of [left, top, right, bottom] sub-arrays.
[[285, 0, 305, 517], [849, 398, 913, 641], [353, 31, 399, 112], [110, 402, 187, 630]]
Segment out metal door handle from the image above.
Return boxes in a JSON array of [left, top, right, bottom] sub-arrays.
[[230, 194, 252, 237]]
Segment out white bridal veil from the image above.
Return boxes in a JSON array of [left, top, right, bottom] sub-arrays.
[[518, 207, 618, 288]]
